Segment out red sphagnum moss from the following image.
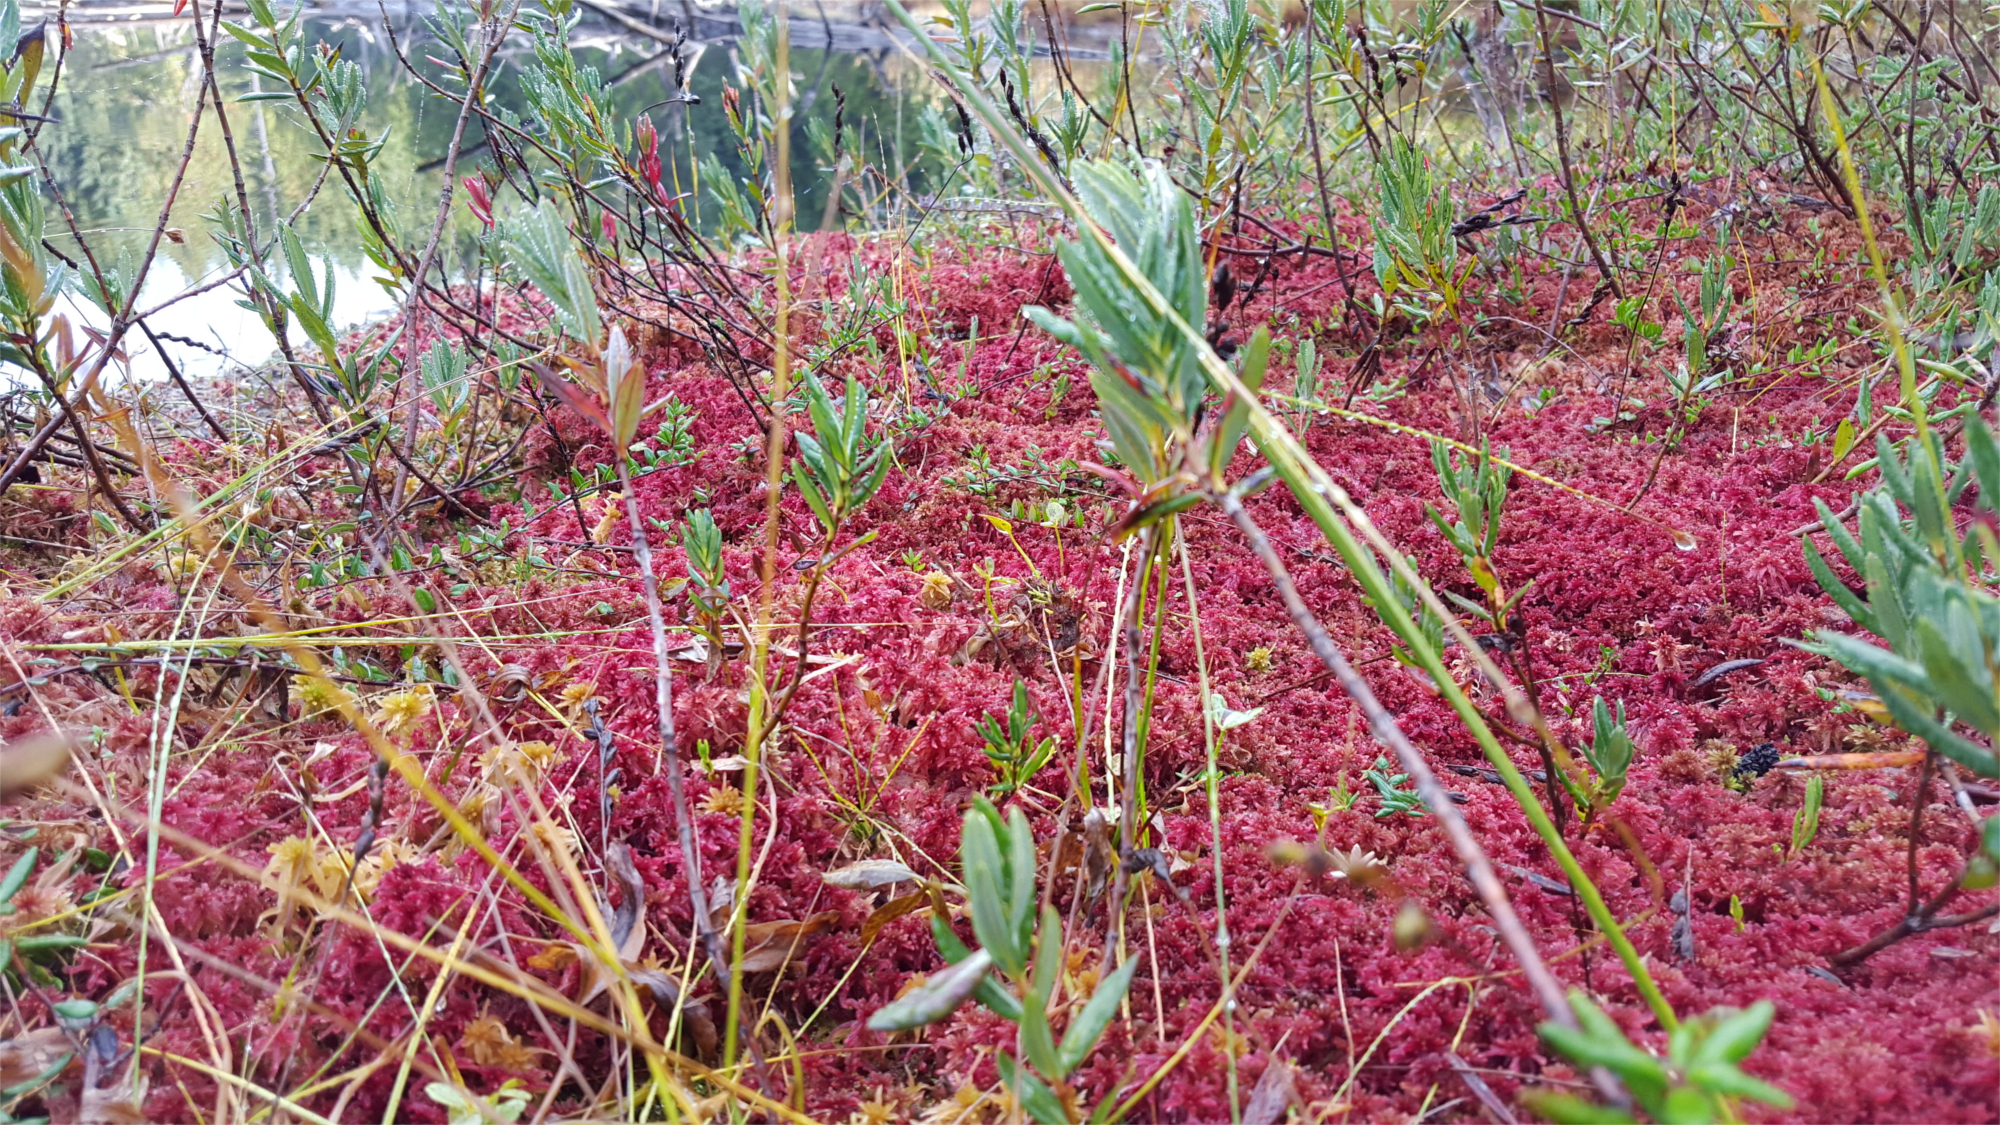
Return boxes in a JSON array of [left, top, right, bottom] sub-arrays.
[[1, 198, 1994, 1124]]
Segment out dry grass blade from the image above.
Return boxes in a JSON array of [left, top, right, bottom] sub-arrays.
[[106, 805, 818, 1125]]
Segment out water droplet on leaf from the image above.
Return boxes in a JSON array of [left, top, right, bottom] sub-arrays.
[[1671, 529, 1697, 551]]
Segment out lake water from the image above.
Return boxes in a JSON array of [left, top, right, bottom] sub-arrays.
[[38, 5, 946, 382]]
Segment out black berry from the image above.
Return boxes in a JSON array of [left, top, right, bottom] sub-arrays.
[[1735, 742, 1781, 779]]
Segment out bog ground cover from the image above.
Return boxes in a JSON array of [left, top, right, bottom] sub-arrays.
[[0, 1, 1994, 1122]]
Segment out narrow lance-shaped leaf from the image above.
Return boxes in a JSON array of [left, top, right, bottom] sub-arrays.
[[995, 1051, 1069, 1125], [929, 914, 1023, 1021], [791, 461, 836, 536], [0, 847, 35, 904], [1803, 535, 1874, 634], [960, 807, 1021, 976], [604, 324, 645, 454], [1056, 952, 1137, 1077], [1016, 910, 1067, 1080], [1004, 805, 1037, 960], [1211, 325, 1268, 479], [866, 948, 993, 1031]]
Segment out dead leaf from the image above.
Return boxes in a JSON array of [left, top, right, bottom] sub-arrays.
[[0, 1026, 73, 1087], [78, 1087, 147, 1124], [824, 859, 920, 890], [605, 843, 647, 963], [665, 637, 716, 664], [1243, 1056, 1303, 1125], [581, 845, 649, 1004], [735, 911, 840, 973], [488, 664, 533, 703], [861, 892, 931, 945], [1081, 807, 1115, 901], [1050, 828, 1083, 877], [528, 942, 579, 971], [1442, 1050, 1519, 1125], [627, 964, 718, 1057], [705, 878, 736, 938]]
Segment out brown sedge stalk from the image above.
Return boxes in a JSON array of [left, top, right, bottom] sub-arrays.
[[728, 0, 795, 1095]]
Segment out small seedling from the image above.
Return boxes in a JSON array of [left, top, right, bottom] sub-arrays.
[[427, 1080, 531, 1125], [1307, 771, 1360, 833], [1788, 774, 1824, 860], [1293, 336, 1320, 430], [1328, 771, 1359, 812], [868, 800, 1135, 1123], [1564, 697, 1635, 818], [1425, 438, 1512, 567], [680, 509, 730, 626], [793, 372, 894, 539], [1365, 756, 1425, 818], [1205, 691, 1263, 733], [975, 678, 1058, 797]]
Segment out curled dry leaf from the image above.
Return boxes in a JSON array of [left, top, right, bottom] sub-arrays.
[[0, 1026, 72, 1087], [735, 911, 841, 974], [665, 637, 718, 664], [1081, 806, 1115, 901], [1242, 1056, 1304, 1125], [487, 663, 533, 702], [604, 843, 647, 963], [626, 962, 718, 1057], [823, 859, 920, 890], [1123, 847, 1193, 905], [0, 734, 72, 800], [707, 875, 841, 972], [860, 890, 932, 946], [581, 843, 649, 1004], [1690, 657, 1765, 689], [527, 942, 578, 972], [1507, 864, 1575, 898]]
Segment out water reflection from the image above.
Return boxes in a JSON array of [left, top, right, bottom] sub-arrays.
[[41, 11, 941, 380]]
